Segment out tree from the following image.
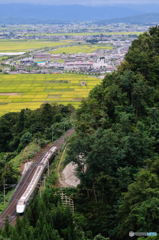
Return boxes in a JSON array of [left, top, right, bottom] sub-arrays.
[[94, 234, 109, 240], [66, 26, 159, 239], [117, 164, 159, 240]]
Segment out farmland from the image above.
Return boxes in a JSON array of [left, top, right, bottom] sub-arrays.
[[0, 73, 100, 116], [0, 40, 72, 52], [51, 44, 113, 54], [25, 32, 142, 37], [0, 25, 145, 117]]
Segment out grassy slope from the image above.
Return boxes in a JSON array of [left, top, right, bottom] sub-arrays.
[[10, 142, 40, 171], [0, 142, 40, 213]]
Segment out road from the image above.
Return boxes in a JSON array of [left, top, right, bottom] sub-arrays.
[[0, 129, 74, 227]]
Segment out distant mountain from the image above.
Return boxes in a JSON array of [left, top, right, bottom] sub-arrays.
[[116, 4, 159, 14], [0, 4, 159, 24], [0, 4, 141, 24], [97, 13, 159, 25]]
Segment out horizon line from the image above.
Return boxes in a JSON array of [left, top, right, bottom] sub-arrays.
[[0, 2, 159, 6]]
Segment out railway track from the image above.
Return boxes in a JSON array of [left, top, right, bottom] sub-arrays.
[[0, 129, 74, 227]]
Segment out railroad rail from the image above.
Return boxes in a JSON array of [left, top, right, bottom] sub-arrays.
[[0, 129, 74, 227], [16, 146, 57, 214]]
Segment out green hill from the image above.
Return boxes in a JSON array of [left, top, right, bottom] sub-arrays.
[[66, 26, 159, 239]]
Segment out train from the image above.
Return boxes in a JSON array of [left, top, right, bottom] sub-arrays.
[[16, 146, 57, 214]]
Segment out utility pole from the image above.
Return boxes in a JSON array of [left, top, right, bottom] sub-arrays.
[[63, 122, 66, 132], [52, 128, 54, 142], [43, 176, 46, 189], [38, 182, 42, 198], [3, 178, 5, 205], [47, 161, 50, 176], [39, 188, 41, 198]]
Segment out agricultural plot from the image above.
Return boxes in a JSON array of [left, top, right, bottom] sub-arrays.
[[0, 40, 72, 52], [0, 73, 100, 116], [0, 56, 9, 61], [26, 32, 142, 37], [51, 44, 113, 54]]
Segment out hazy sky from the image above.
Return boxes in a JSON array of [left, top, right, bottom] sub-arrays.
[[0, 0, 158, 5]]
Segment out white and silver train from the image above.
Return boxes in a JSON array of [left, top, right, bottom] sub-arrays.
[[16, 146, 57, 214]]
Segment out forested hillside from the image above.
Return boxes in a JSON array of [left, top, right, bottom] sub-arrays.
[[1, 26, 159, 240], [0, 103, 73, 153], [0, 103, 73, 208], [66, 26, 159, 239]]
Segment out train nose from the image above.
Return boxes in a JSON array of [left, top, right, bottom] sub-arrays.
[[16, 204, 26, 214]]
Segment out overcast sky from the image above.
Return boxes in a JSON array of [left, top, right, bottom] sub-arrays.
[[0, 0, 158, 5]]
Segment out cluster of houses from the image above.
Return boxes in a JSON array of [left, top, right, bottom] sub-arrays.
[[0, 22, 148, 75], [1, 38, 131, 75], [0, 23, 148, 40]]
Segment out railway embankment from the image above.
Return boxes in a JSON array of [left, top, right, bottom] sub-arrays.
[[0, 129, 74, 227]]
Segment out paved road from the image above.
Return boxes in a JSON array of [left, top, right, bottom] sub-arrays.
[[0, 129, 74, 227]]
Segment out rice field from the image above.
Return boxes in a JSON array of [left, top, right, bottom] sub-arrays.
[[25, 32, 142, 37], [0, 73, 101, 116], [0, 40, 72, 52], [51, 44, 113, 54]]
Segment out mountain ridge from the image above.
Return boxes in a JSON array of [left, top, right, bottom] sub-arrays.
[[97, 13, 159, 25], [0, 3, 144, 23]]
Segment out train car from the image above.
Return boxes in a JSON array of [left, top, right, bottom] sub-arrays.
[[16, 198, 26, 214], [16, 166, 43, 214], [16, 146, 57, 214], [41, 146, 57, 165]]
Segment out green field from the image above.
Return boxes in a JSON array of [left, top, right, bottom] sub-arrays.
[[0, 56, 9, 61], [0, 40, 72, 52], [0, 73, 100, 116], [25, 32, 142, 37], [51, 44, 113, 54]]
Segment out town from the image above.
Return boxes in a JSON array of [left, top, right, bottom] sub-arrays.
[[0, 23, 150, 75]]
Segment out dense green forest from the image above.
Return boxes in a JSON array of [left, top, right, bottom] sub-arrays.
[[0, 103, 73, 200], [66, 26, 159, 239], [0, 181, 109, 240], [1, 26, 159, 240]]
